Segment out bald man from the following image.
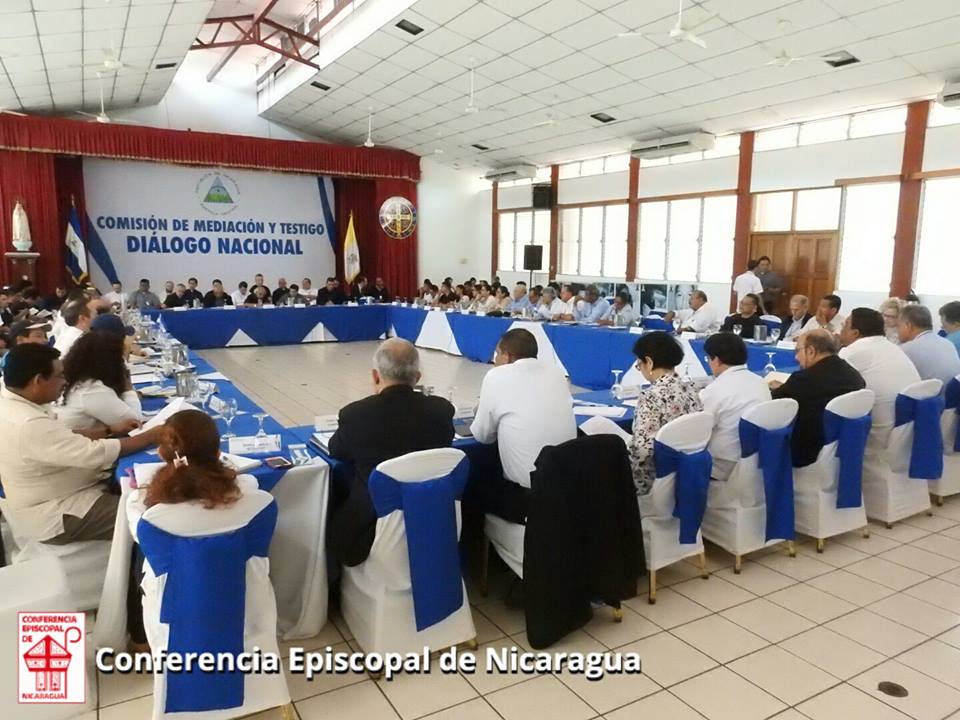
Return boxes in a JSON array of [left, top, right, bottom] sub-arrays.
[[327, 338, 455, 566]]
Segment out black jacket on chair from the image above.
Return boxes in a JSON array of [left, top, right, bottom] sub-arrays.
[[327, 385, 455, 566], [523, 434, 643, 649]]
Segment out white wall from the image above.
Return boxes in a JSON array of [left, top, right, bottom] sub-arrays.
[[111, 50, 318, 142], [416, 157, 491, 283], [922, 124, 960, 172]]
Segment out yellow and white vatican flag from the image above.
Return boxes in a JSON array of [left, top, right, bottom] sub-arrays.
[[343, 211, 360, 283]]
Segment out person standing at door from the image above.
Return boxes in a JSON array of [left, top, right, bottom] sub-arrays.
[[732, 259, 766, 313], [756, 256, 785, 316]]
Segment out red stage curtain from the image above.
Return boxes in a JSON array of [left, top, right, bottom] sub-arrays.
[[334, 178, 418, 300], [0, 115, 420, 181], [0, 150, 61, 292]]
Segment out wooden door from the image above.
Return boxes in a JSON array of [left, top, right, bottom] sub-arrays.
[[748, 231, 838, 307]]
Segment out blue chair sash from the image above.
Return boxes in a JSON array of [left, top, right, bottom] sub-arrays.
[[895, 393, 945, 480], [946, 378, 960, 453], [642, 317, 671, 331], [136, 501, 277, 714], [739, 419, 795, 541], [761, 318, 782, 333], [823, 410, 871, 509], [653, 440, 711, 544], [369, 456, 469, 631]]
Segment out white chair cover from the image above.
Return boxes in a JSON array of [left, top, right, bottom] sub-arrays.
[[341, 448, 476, 655], [794, 389, 874, 540], [640, 412, 714, 571], [137, 489, 290, 720], [862, 379, 940, 523], [702, 399, 798, 559], [0, 557, 97, 720], [930, 374, 960, 500]]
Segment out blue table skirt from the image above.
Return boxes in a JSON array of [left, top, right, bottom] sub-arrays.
[[144, 305, 799, 390]]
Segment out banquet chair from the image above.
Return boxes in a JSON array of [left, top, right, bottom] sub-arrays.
[[0, 556, 97, 720], [341, 448, 477, 656], [136, 489, 292, 720], [702, 399, 799, 572], [931, 375, 960, 505], [793, 389, 874, 551], [640, 411, 714, 603], [862, 379, 943, 526]]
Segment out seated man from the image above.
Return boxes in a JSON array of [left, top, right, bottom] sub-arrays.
[[250, 273, 271, 298], [666, 289, 722, 334], [368, 277, 391, 303], [538, 286, 565, 320], [700, 332, 772, 480], [230, 281, 249, 306], [802, 294, 844, 335], [301, 277, 317, 303], [317, 277, 346, 306], [574, 285, 610, 323], [507, 282, 531, 315], [128, 278, 161, 310], [781, 294, 812, 340], [202, 278, 233, 308], [53, 296, 93, 357], [327, 338, 454, 566], [940, 301, 960, 358], [556, 284, 578, 320], [526, 285, 542, 312], [162, 283, 188, 308], [244, 285, 272, 306], [271, 278, 291, 306], [183, 277, 204, 307], [599, 292, 637, 326], [771, 330, 865, 467], [0, 344, 163, 545], [471, 328, 577, 522], [898, 304, 960, 387], [102, 281, 124, 308], [0, 319, 50, 371], [286, 283, 308, 305], [720, 293, 763, 339], [348, 275, 371, 303]]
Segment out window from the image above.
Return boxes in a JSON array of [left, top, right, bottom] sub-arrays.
[[604, 154, 631, 173], [929, 103, 960, 127], [794, 188, 842, 230], [703, 134, 740, 158], [755, 124, 799, 151], [849, 106, 906, 138], [916, 177, 960, 295], [497, 210, 549, 272], [559, 203, 629, 278], [798, 116, 849, 145], [753, 191, 793, 231], [838, 182, 899, 292], [637, 195, 736, 283], [559, 162, 580, 179], [639, 156, 669, 168]]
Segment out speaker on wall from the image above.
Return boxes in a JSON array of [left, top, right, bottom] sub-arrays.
[[522, 244, 543, 271], [532, 183, 553, 209]]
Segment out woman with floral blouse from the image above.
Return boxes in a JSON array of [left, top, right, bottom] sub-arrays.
[[629, 331, 703, 495]]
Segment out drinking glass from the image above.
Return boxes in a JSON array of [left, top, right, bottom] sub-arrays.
[[610, 369, 623, 399], [763, 352, 777, 377], [221, 398, 238, 440], [198, 381, 214, 409], [770, 327, 781, 343], [254, 412, 268, 438], [672, 318, 681, 334], [732, 324, 742, 336]]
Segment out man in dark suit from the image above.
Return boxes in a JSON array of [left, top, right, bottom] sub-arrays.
[[348, 275, 371, 303], [770, 329, 865, 466], [720, 293, 764, 339], [328, 338, 455, 565], [316, 277, 346, 305], [781, 294, 813, 340]]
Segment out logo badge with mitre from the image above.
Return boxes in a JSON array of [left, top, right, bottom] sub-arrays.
[[378, 196, 417, 239]]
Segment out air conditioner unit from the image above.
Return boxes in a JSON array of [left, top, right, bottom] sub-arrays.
[[938, 80, 960, 107], [484, 164, 537, 182], [630, 132, 715, 160]]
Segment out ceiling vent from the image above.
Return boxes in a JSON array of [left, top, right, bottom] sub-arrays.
[[630, 132, 715, 159], [824, 51, 859, 68], [484, 164, 537, 182], [938, 80, 960, 107]]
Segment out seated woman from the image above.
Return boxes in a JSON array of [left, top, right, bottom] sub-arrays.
[[629, 332, 703, 496], [57, 330, 143, 432], [470, 283, 498, 313], [493, 285, 512, 314], [878, 297, 904, 344], [458, 286, 474, 311]]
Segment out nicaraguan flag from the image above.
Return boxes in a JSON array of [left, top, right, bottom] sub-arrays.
[[65, 206, 89, 284], [343, 212, 360, 283]]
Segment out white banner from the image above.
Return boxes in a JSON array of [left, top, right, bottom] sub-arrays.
[[83, 159, 336, 292]]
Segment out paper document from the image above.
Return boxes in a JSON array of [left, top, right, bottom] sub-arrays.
[[127, 363, 158, 377], [130, 397, 198, 435], [132, 462, 165, 489], [579, 416, 631, 443], [199, 372, 228, 381], [220, 452, 262, 472], [621, 398, 639, 408], [574, 405, 627, 418], [765, 371, 792, 385], [131, 374, 162, 386]]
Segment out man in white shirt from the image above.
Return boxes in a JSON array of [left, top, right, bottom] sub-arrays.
[[230, 281, 248, 307], [732, 260, 765, 311], [839, 307, 920, 436], [700, 332, 772, 480], [53, 296, 93, 357], [301, 278, 318, 303], [802, 294, 844, 335], [666, 289, 723, 334], [537, 286, 565, 320], [102, 281, 124, 308], [574, 285, 610, 323], [599, 293, 637, 326], [471, 328, 577, 522], [556, 284, 578, 320], [898, 304, 960, 387], [0, 344, 162, 545]]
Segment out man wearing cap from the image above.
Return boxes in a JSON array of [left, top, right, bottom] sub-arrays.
[[90, 314, 145, 359], [0, 319, 50, 372]]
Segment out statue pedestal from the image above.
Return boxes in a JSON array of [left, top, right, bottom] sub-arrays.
[[5, 251, 40, 286]]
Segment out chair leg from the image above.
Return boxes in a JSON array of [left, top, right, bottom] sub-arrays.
[[478, 535, 490, 597], [935, 495, 944, 507], [787, 541, 796, 558], [816, 538, 825, 553], [280, 703, 297, 720], [648, 570, 657, 604], [698, 552, 709, 579], [733, 555, 742, 574], [464, 637, 478, 650], [612, 604, 623, 623], [862, 526, 870, 539], [885, 522, 893, 529]]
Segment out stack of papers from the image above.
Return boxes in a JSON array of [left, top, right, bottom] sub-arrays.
[[220, 453, 262, 472], [765, 371, 792, 385], [573, 405, 627, 418], [130, 397, 198, 436]]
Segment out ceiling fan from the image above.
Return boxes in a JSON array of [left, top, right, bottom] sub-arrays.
[[765, 48, 846, 68], [617, 0, 712, 49], [530, 112, 559, 128], [463, 65, 506, 115], [75, 73, 134, 124], [361, 108, 374, 148], [0, 107, 27, 117]]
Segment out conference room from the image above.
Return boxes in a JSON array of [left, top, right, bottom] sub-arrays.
[[3, 1, 960, 719]]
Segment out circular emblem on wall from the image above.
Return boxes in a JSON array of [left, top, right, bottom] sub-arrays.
[[378, 196, 417, 239], [197, 171, 240, 215]]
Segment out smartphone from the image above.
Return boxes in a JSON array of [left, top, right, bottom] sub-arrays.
[[265, 456, 293, 469]]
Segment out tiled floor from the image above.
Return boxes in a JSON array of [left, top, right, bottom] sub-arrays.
[[94, 343, 960, 720]]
